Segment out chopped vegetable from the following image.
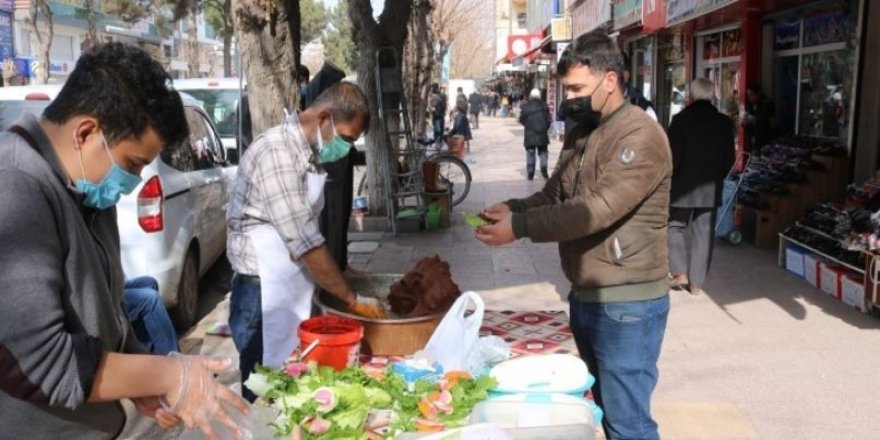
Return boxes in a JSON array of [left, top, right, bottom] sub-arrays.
[[248, 361, 497, 439], [461, 212, 489, 228]]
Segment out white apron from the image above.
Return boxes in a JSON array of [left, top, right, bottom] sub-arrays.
[[248, 171, 327, 368]]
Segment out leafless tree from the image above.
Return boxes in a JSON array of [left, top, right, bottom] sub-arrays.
[[26, 0, 54, 85]]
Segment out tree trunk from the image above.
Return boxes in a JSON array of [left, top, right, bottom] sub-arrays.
[[404, 0, 434, 139], [233, 0, 299, 136], [84, 0, 97, 49], [223, 0, 234, 77], [348, 0, 412, 216], [29, 0, 53, 85], [187, 12, 200, 78], [283, 0, 301, 67]]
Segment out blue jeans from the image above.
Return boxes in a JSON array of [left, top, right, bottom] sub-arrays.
[[569, 294, 670, 440], [432, 115, 445, 142], [123, 277, 179, 355], [228, 274, 263, 402]]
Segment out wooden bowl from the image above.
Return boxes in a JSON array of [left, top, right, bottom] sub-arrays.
[[313, 273, 445, 356]]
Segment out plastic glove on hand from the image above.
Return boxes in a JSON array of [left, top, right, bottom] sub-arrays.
[[162, 355, 250, 440], [349, 294, 386, 319]]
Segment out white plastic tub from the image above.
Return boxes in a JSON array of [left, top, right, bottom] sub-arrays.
[[468, 393, 597, 440]]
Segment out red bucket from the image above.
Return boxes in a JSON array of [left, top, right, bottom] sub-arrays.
[[297, 316, 364, 370]]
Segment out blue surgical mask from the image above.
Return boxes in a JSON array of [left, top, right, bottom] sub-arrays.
[[75, 133, 143, 210], [317, 117, 352, 164]]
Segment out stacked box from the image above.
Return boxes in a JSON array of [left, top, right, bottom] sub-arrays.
[[820, 263, 846, 300], [785, 246, 806, 277], [803, 253, 823, 288], [841, 275, 867, 312]]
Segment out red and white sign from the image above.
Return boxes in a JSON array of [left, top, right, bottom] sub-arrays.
[[643, 0, 667, 33], [507, 34, 544, 59]]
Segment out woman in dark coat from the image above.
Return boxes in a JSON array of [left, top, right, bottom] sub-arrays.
[[518, 88, 552, 179]]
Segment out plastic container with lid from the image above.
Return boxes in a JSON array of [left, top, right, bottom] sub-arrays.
[[489, 354, 594, 397], [468, 393, 597, 440]]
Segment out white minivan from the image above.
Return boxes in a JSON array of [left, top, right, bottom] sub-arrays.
[[0, 85, 236, 328]]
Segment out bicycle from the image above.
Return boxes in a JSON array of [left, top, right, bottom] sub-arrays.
[[357, 135, 472, 207]]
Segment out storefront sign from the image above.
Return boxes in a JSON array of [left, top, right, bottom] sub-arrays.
[[803, 7, 846, 47], [613, 0, 643, 31], [547, 75, 558, 120], [49, 60, 73, 75], [642, 0, 666, 33], [551, 17, 572, 41], [774, 19, 801, 51], [508, 33, 543, 58], [13, 57, 31, 78], [0, 12, 12, 62], [666, 0, 736, 26], [556, 42, 570, 63], [0, 1, 13, 12], [571, 0, 611, 37]]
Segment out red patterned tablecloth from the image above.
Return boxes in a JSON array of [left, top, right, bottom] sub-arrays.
[[360, 310, 577, 367]]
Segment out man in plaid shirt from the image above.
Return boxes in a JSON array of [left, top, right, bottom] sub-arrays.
[[226, 83, 370, 400]]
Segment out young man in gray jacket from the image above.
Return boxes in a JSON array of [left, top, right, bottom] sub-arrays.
[[0, 43, 247, 439]]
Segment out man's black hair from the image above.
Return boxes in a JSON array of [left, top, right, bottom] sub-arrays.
[[43, 42, 187, 150], [310, 82, 371, 134], [557, 29, 626, 91]]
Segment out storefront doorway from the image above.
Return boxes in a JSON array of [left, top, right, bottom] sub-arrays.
[[656, 31, 687, 127]]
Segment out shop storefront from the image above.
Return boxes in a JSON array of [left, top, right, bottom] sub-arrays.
[[763, 1, 861, 150], [696, 26, 742, 121], [656, 30, 688, 126]]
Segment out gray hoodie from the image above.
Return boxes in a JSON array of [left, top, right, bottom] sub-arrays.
[[0, 113, 146, 438]]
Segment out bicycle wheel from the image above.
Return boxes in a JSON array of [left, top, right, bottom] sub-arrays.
[[431, 154, 471, 207]]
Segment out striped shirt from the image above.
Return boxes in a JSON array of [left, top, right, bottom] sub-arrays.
[[226, 118, 324, 276]]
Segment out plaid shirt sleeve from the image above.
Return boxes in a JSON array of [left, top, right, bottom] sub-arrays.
[[252, 131, 325, 259]]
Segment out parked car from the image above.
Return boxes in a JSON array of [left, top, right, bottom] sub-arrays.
[[0, 85, 236, 329], [174, 78, 248, 162]]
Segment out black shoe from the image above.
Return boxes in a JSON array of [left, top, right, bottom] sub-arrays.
[[527, 174, 534, 181], [541, 169, 549, 179]]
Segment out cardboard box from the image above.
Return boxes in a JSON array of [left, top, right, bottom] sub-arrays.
[[803, 253, 823, 289], [841, 275, 867, 312], [785, 246, 806, 277], [820, 263, 845, 299]]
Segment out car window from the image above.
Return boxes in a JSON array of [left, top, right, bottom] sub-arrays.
[[0, 101, 51, 131], [161, 132, 196, 173], [197, 111, 225, 165], [182, 89, 241, 138], [184, 107, 219, 171]]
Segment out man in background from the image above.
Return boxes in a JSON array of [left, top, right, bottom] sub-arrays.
[[468, 89, 483, 129], [667, 78, 736, 295]]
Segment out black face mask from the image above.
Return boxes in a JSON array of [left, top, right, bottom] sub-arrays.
[[561, 79, 608, 130]]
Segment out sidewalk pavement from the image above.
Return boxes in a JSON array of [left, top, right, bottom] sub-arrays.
[[126, 115, 880, 439]]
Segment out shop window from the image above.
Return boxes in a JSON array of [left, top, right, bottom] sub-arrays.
[[799, 51, 848, 142], [770, 3, 858, 148]]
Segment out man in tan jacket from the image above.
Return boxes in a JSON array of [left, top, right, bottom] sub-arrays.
[[477, 29, 672, 440]]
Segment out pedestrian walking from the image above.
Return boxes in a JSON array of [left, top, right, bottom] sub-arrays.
[[518, 88, 551, 180], [226, 83, 379, 402], [429, 83, 447, 142], [448, 94, 473, 155], [501, 95, 510, 118], [0, 42, 248, 439], [455, 87, 468, 118], [667, 78, 736, 295], [477, 29, 672, 440], [468, 90, 483, 129]]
